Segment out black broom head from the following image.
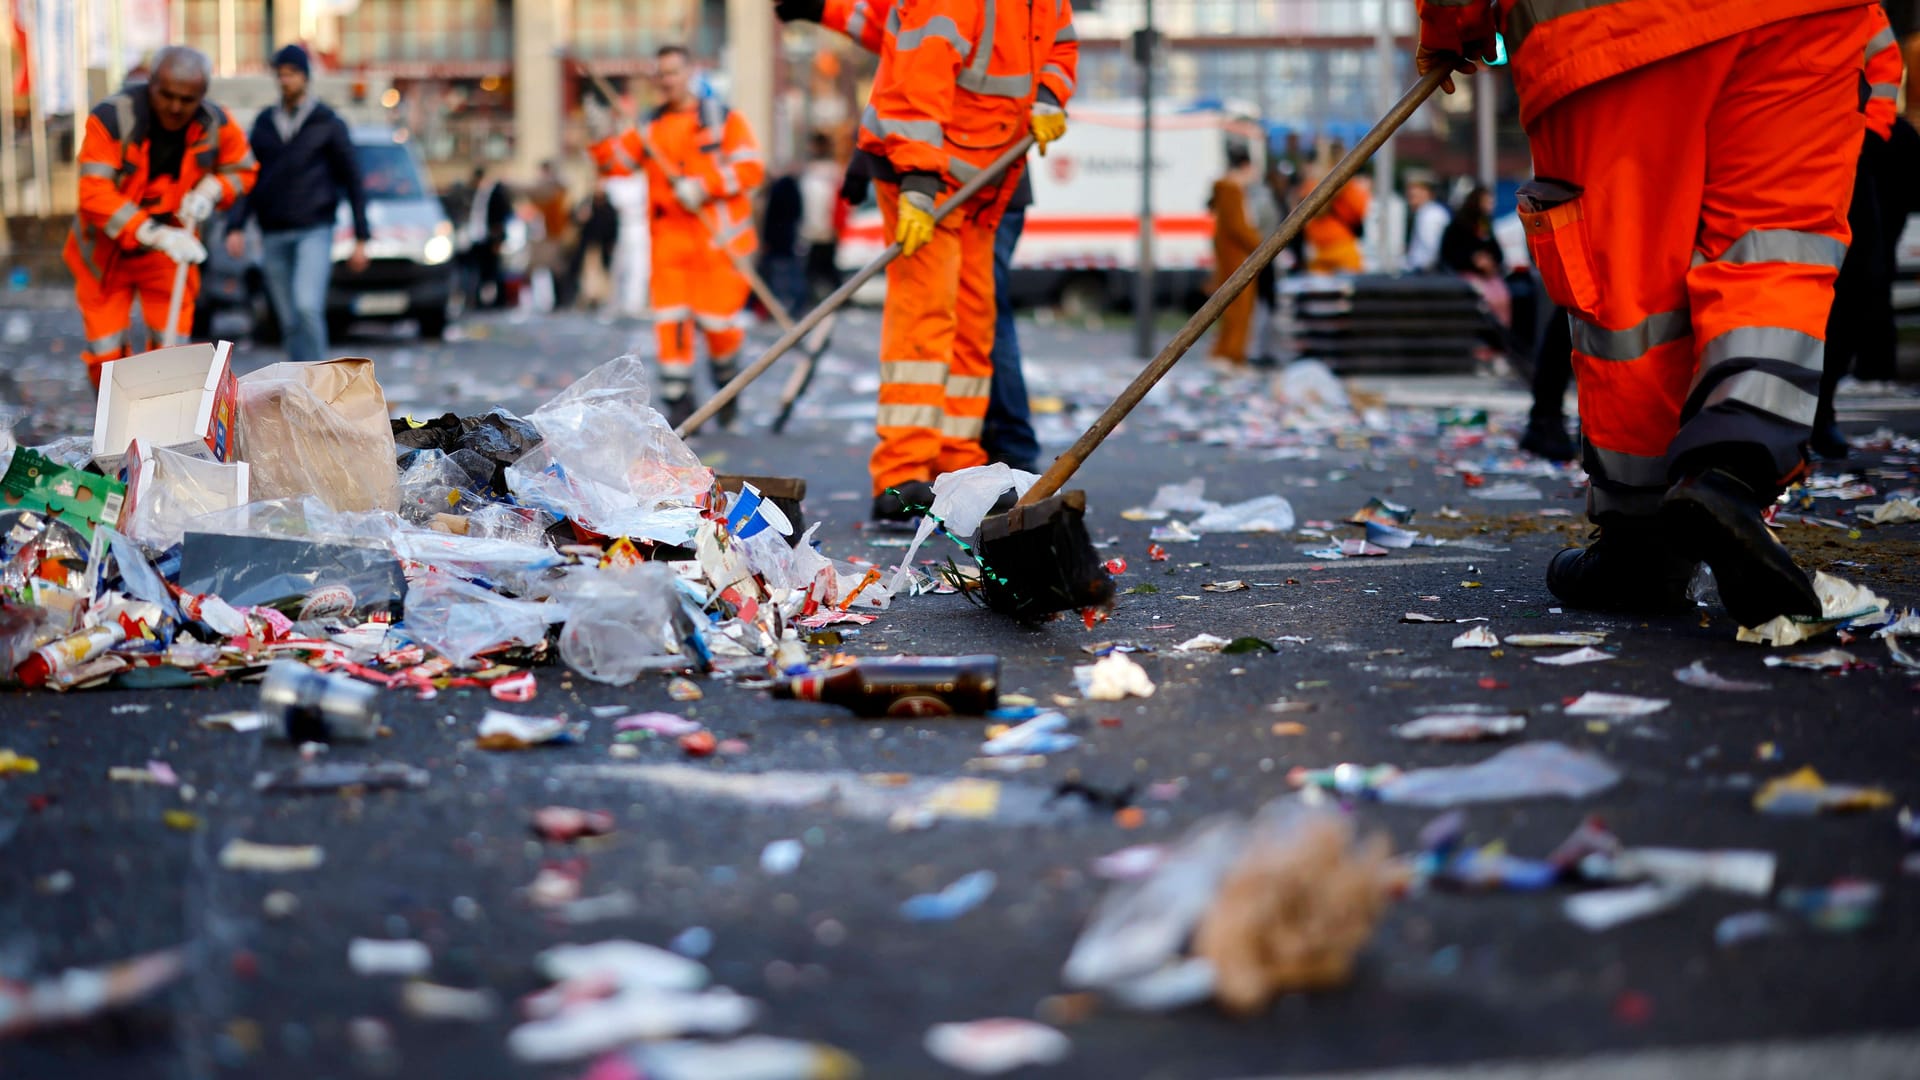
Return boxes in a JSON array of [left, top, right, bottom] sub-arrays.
[[977, 490, 1114, 620]]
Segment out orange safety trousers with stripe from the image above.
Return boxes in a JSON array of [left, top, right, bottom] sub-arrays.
[[75, 252, 194, 386], [1521, 6, 1869, 520], [870, 173, 1018, 495], [650, 237, 749, 374]]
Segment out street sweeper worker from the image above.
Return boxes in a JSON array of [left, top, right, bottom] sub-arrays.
[[588, 44, 765, 430], [1417, 0, 1880, 629], [774, 0, 1078, 524], [66, 45, 255, 386]]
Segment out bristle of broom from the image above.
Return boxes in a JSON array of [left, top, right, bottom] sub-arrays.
[[715, 474, 809, 545], [977, 490, 1115, 619]]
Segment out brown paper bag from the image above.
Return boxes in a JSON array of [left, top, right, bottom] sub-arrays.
[[237, 358, 399, 512]]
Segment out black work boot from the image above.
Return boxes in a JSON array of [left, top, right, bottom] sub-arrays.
[[1661, 468, 1821, 627], [1519, 415, 1578, 463], [870, 480, 936, 529], [1546, 516, 1699, 614], [1809, 421, 1850, 461], [660, 376, 695, 430], [710, 356, 741, 432]]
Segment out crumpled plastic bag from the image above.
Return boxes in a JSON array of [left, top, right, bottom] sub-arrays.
[[1062, 815, 1249, 992], [238, 359, 400, 512], [1190, 494, 1295, 534], [1378, 741, 1621, 807], [888, 463, 1038, 593], [506, 356, 711, 544], [465, 503, 557, 546], [121, 445, 251, 551], [403, 570, 557, 664], [1735, 571, 1889, 647], [396, 449, 489, 527], [1192, 798, 1404, 1012], [1275, 360, 1349, 412], [556, 563, 684, 684]]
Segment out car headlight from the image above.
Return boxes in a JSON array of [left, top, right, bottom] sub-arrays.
[[423, 234, 454, 265]]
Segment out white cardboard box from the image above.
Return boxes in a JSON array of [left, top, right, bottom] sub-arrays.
[[92, 341, 240, 476]]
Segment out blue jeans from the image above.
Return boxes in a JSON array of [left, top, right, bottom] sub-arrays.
[[983, 208, 1039, 470], [260, 224, 334, 362]]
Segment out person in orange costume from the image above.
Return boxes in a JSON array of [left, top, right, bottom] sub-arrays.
[[66, 46, 256, 387], [1419, 0, 1878, 628], [1300, 162, 1369, 275], [589, 45, 765, 430], [1207, 145, 1264, 367], [775, 0, 1077, 524]]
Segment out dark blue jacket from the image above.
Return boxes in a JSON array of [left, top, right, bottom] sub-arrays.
[[229, 99, 370, 240]]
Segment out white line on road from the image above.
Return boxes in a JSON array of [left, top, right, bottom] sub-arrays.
[[1229, 1031, 1920, 1080], [1222, 555, 1487, 573]]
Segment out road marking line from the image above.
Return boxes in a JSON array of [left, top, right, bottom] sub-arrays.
[[1230, 1031, 1920, 1080], [1222, 555, 1487, 573]]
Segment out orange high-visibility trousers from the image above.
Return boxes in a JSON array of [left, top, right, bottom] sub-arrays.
[[1523, 6, 1867, 519], [870, 177, 1011, 495], [650, 237, 749, 377], [76, 251, 195, 382]]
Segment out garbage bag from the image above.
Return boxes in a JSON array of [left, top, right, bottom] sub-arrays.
[[238, 359, 400, 513], [557, 562, 683, 684], [403, 570, 557, 664], [392, 408, 541, 497]]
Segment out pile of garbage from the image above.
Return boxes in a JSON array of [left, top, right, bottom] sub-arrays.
[[0, 344, 895, 697]]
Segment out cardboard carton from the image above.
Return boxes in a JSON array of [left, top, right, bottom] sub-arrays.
[[92, 341, 240, 475]]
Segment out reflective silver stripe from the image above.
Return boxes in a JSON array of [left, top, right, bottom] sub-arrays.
[[1700, 326, 1824, 373], [1585, 442, 1667, 488], [940, 413, 985, 438], [965, 0, 996, 86], [895, 14, 967, 54], [1705, 369, 1817, 426], [80, 162, 116, 180], [652, 305, 694, 321], [1568, 308, 1690, 362], [610, 143, 639, 171], [945, 374, 992, 398], [846, 3, 868, 40], [1713, 229, 1846, 270], [722, 148, 760, 165], [104, 202, 139, 238], [880, 360, 948, 385], [1054, 21, 1077, 42], [86, 329, 126, 356], [719, 166, 741, 197], [958, 70, 1033, 98], [1506, 0, 1624, 58], [1040, 63, 1074, 95], [694, 311, 745, 331], [1867, 26, 1897, 57], [861, 103, 944, 148], [877, 403, 944, 428], [1870, 83, 1900, 99]]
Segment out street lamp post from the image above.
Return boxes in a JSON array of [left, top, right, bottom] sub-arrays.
[[1132, 0, 1154, 359]]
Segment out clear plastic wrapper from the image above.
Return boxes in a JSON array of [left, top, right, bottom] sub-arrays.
[[396, 449, 485, 526], [1378, 742, 1621, 807], [121, 445, 251, 551], [237, 359, 400, 512], [465, 503, 556, 546], [1062, 814, 1248, 990], [558, 563, 683, 684], [403, 570, 556, 664], [1190, 495, 1296, 533], [889, 464, 1037, 593], [28, 434, 96, 469], [506, 356, 711, 543]]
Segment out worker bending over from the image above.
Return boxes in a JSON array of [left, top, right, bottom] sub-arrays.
[[1419, 0, 1880, 628], [67, 46, 255, 385]]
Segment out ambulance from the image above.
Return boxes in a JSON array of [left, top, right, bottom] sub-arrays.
[[837, 100, 1264, 313]]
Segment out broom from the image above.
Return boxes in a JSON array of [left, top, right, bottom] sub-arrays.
[[977, 69, 1451, 619]]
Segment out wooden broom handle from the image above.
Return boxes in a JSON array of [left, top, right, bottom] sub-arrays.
[[678, 135, 1036, 438], [1019, 67, 1451, 507]]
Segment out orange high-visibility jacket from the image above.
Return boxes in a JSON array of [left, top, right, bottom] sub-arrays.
[[1864, 6, 1905, 139], [1418, 0, 1873, 125], [826, 0, 1078, 186], [64, 90, 255, 286], [591, 98, 765, 260]]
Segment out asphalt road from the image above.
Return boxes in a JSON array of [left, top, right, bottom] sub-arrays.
[[2, 300, 1919, 1079]]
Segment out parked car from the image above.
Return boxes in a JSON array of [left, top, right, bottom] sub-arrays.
[[327, 128, 462, 339]]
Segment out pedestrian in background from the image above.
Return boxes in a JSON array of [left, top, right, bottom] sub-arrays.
[[568, 185, 620, 313], [1243, 156, 1282, 369], [466, 164, 512, 309], [983, 170, 1041, 473], [758, 167, 810, 318], [1301, 161, 1369, 274], [1441, 186, 1511, 327], [225, 44, 368, 362], [1207, 145, 1263, 368], [528, 160, 572, 312], [797, 131, 843, 304], [1403, 174, 1450, 273]]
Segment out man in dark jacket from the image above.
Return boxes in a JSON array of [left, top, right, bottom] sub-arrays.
[[224, 44, 368, 361]]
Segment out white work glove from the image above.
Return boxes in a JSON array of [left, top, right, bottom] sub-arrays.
[[135, 220, 208, 265], [673, 176, 708, 212], [177, 177, 223, 227]]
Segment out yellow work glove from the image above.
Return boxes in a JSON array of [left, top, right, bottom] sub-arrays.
[[896, 173, 939, 258], [1030, 101, 1067, 156]]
